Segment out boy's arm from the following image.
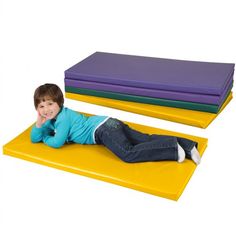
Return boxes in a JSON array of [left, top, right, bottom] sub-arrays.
[[31, 112, 52, 143], [42, 120, 70, 148], [30, 124, 52, 143]]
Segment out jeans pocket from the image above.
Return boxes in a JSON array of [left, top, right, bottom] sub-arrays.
[[104, 118, 122, 130]]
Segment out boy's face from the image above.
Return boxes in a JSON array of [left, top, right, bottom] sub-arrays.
[[37, 99, 61, 120]]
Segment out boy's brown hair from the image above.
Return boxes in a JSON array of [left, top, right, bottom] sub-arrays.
[[34, 83, 64, 109]]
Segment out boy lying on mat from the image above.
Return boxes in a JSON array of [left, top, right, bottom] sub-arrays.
[[31, 84, 201, 164]]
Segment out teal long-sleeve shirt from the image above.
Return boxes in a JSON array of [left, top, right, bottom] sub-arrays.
[[30, 107, 108, 148]]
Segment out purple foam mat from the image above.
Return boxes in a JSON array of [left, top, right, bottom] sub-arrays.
[[65, 76, 233, 105], [65, 52, 235, 95]]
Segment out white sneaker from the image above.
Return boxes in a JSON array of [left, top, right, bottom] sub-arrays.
[[177, 144, 185, 163], [190, 146, 201, 165]]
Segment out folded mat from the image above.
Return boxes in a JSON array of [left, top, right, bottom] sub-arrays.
[[65, 92, 233, 128], [65, 85, 232, 113], [65, 76, 233, 105], [3, 117, 208, 200], [65, 51, 235, 97]]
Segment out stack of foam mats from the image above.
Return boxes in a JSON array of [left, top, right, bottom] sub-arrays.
[[64, 52, 234, 128]]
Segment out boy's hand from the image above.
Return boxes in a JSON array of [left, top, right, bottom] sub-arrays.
[[36, 111, 48, 128]]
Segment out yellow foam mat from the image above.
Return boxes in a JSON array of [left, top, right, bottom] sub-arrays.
[[3, 118, 207, 200], [65, 92, 233, 128]]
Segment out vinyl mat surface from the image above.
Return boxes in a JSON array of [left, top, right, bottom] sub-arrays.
[[3, 117, 208, 200]]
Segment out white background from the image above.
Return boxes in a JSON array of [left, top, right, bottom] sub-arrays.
[[0, 0, 236, 235]]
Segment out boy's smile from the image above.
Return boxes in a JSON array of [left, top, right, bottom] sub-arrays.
[[37, 99, 61, 120]]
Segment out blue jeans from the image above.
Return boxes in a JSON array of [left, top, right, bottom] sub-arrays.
[[95, 118, 197, 163]]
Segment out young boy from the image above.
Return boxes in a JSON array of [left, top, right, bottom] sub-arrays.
[[31, 83, 201, 164]]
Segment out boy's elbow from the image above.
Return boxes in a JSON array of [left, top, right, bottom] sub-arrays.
[[47, 141, 64, 149], [30, 136, 41, 143], [51, 143, 63, 149], [43, 136, 65, 149], [31, 139, 39, 144]]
